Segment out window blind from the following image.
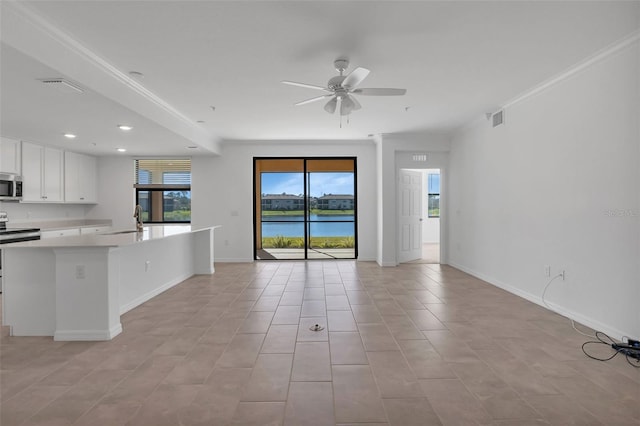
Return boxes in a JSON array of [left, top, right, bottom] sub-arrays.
[[134, 159, 191, 186]]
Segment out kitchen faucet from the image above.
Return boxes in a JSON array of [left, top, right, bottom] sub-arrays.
[[133, 205, 144, 231]]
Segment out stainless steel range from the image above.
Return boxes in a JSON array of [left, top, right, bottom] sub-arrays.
[[0, 211, 41, 292]]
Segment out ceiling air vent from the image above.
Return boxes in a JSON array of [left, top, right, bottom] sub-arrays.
[[412, 153, 428, 162], [492, 110, 504, 128], [38, 78, 84, 94]]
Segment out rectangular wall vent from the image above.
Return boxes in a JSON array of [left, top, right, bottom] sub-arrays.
[[492, 110, 504, 127], [412, 153, 428, 162], [38, 78, 84, 94]]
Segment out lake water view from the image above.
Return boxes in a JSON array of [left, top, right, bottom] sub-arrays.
[[262, 214, 354, 237]]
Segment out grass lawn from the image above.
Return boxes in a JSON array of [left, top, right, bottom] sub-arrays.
[[262, 235, 355, 249], [262, 209, 354, 216]]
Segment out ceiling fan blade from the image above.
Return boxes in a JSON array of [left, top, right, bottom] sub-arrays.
[[324, 97, 338, 114], [342, 67, 370, 89], [340, 96, 355, 116], [295, 94, 333, 106], [351, 88, 406, 96], [282, 80, 330, 92], [349, 94, 362, 111]]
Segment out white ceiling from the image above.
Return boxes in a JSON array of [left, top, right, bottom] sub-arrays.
[[1, 1, 638, 156]]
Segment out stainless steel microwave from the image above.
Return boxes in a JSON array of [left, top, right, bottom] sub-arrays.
[[0, 173, 22, 201]]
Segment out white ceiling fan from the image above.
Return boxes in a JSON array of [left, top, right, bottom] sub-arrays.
[[282, 58, 406, 116]]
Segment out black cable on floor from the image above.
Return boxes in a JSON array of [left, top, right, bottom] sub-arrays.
[[581, 331, 640, 368]]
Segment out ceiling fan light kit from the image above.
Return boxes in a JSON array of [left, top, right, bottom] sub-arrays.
[[282, 58, 406, 119]]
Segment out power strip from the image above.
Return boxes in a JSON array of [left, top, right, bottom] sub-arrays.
[[625, 338, 640, 348], [612, 343, 640, 360]]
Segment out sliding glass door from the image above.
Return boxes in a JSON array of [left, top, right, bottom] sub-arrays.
[[254, 158, 357, 260]]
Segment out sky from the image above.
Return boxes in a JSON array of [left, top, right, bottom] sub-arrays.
[[262, 172, 354, 197]]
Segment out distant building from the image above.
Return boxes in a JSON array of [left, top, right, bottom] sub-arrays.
[[262, 193, 304, 210], [317, 194, 354, 210]]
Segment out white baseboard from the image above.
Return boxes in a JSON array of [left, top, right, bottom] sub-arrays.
[[356, 257, 377, 262], [448, 261, 631, 341], [217, 257, 254, 263], [120, 273, 192, 315], [54, 323, 122, 341], [10, 326, 54, 337]]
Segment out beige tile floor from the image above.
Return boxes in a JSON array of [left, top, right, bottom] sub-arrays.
[[1, 261, 639, 425], [407, 243, 440, 265]]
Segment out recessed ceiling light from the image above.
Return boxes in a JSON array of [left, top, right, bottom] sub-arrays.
[[116, 148, 127, 152], [128, 71, 144, 78], [118, 125, 133, 131], [196, 120, 205, 124], [186, 146, 199, 149], [63, 133, 77, 139]]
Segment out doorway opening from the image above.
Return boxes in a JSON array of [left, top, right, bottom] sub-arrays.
[[398, 168, 440, 264], [253, 157, 357, 260]]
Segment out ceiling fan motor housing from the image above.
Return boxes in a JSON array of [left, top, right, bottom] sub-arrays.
[[328, 75, 347, 90]]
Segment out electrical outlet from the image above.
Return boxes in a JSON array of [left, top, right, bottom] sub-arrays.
[[544, 265, 551, 277], [75, 265, 85, 279]]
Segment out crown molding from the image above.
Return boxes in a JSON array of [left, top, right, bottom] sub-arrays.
[[454, 30, 640, 137], [502, 30, 640, 110]]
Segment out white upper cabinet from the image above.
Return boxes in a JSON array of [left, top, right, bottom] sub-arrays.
[[0, 137, 21, 174], [64, 151, 97, 203], [21, 142, 64, 202]]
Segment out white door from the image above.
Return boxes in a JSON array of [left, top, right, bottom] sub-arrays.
[[398, 169, 423, 263]]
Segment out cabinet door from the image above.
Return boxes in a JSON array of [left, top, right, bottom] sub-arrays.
[[80, 154, 97, 203], [0, 137, 21, 174], [21, 142, 43, 201], [79, 226, 110, 235], [43, 147, 64, 202], [64, 152, 97, 203], [40, 228, 81, 239], [64, 151, 81, 202]]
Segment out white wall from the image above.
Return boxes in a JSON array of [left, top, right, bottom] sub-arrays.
[[0, 201, 88, 224], [192, 140, 377, 262], [85, 156, 137, 230], [448, 39, 639, 339]]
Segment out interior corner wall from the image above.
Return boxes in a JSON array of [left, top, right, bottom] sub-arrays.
[[377, 134, 450, 266], [191, 141, 377, 263], [86, 156, 136, 230], [448, 40, 640, 339], [375, 136, 385, 265]]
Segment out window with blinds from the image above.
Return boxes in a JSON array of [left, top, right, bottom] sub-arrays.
[[134, 159, 191, 223], [134, 159, 191, 187]]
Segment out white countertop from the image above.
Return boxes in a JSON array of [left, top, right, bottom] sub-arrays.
[[3, 225, 220, 248]]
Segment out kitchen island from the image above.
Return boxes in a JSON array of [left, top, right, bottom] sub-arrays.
[[1, 225, 219, 341]]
